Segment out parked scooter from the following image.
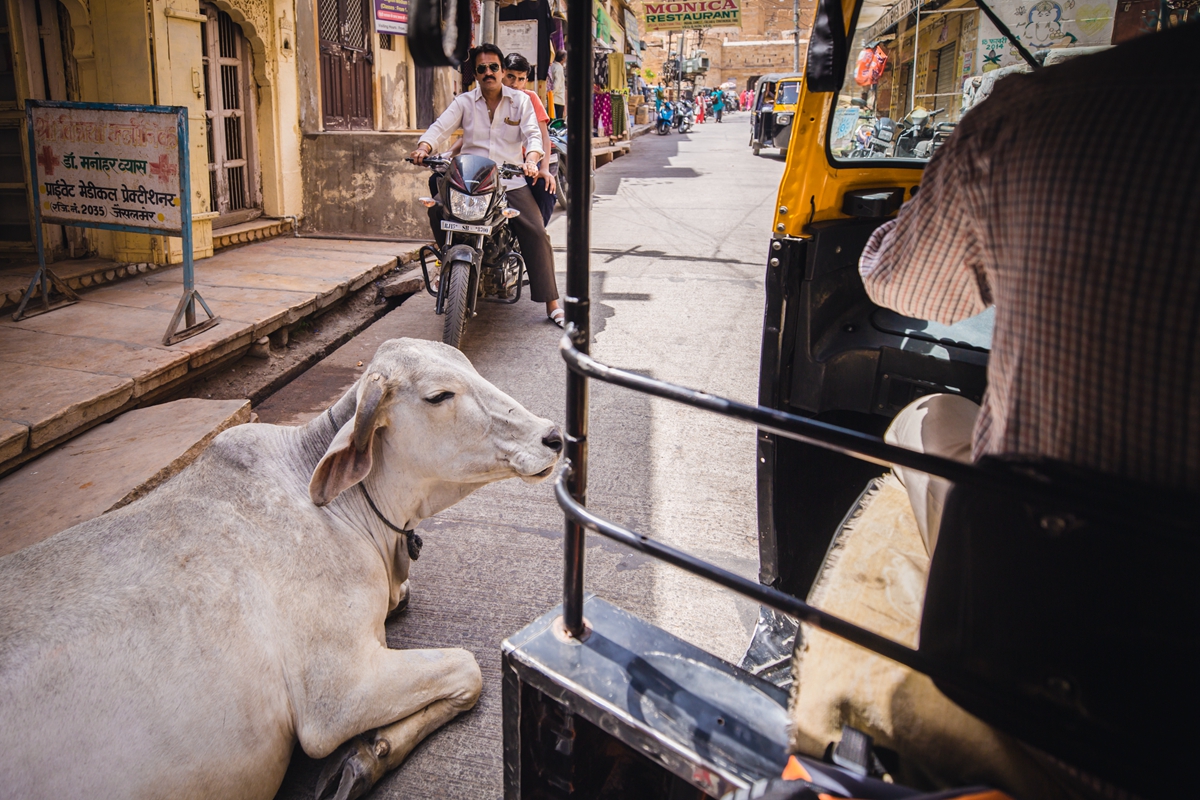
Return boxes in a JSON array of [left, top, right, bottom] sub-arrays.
[[673, 100, 695, 133], [547, 120, 595, 210], [848, 115, 898, 158], [408, 154, 526, 349], [656, 101, 675, 135], [894, 106, 946, 158]]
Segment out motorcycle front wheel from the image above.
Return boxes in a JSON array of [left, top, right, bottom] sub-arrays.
[[442, 260, 472, 349]]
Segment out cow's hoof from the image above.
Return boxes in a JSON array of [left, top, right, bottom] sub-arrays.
[[315, 736, 385, 800]]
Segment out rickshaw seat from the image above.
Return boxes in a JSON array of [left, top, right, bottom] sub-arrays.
[[919, 457, 1200, 796]]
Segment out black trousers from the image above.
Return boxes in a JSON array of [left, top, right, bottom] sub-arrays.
[[428, 185, 558, 303]]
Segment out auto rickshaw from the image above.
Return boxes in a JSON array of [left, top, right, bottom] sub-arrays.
[[749, 73, 803, 158], [406, 0, 1199, 797]]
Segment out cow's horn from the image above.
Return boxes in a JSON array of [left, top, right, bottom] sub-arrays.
[[353, 373, 386, 452]]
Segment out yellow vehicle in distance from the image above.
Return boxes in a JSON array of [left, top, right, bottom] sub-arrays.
[[749, 73, 803, 158]]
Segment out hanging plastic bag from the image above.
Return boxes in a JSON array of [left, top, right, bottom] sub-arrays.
[[870, 46, 889, 84], [854, 48, 876, 86]]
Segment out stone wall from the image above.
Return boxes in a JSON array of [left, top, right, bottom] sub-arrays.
[[301, 133, 433, 240]]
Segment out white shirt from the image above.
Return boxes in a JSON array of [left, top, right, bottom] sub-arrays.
[[548, 62, 566, 102], [418, 85, 543, 190]]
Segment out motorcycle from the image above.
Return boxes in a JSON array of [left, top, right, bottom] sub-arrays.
[[408, 154, 527, 349], [547, 121, 595, 210], [673, 100, 695, 133], [848, 115, 898, 158], [656, 101, 674, 135], [894, 106, 946, 158]]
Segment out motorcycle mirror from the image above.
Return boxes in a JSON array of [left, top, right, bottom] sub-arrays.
[[406, 0, 471, 67], [850, 98, 866, 108]]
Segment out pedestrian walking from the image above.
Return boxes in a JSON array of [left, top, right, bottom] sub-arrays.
[[548, 50, 566, 120], [712, 90, 725, 122]]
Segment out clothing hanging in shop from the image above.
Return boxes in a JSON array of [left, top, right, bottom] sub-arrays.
[[593, 92, 613, 135], [607, 53, 626, 92], [609, 93, 627, 137], [593, 49, 610, 89]]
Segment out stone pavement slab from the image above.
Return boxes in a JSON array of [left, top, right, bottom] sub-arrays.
[[0, 238, 423, 475], [0, 397, 250, 558], [255, 292, 442, 427]]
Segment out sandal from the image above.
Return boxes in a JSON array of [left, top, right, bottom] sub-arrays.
[[549, 308, 565, 328]]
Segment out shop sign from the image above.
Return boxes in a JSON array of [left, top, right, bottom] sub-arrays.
[[643, 0, 742, 32], [31, 105, 183, 232], [374, 0, 409, 36], [499, 20, 539, 71], [624, 9, 640, 51], [977, 0, 1116, 71], [595, 1, 614, 44]]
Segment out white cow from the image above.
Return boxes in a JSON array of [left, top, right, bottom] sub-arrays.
[[0, 338, 562, 800]]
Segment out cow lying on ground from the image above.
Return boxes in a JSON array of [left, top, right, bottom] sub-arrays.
[[0, 338, 562, 800]]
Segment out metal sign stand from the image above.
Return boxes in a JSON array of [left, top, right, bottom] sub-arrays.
[[17, 100, 218, 346]]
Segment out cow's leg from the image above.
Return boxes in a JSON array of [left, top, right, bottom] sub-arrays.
[[300, 645, 481, 800], [314, 696, 472, 800]]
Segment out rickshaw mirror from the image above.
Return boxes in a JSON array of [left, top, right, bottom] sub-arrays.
[[406, 0, 471, 67], [806, 0, 848, 93]]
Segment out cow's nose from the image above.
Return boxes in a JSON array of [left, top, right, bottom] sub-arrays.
[[542, 427, 563, 453]]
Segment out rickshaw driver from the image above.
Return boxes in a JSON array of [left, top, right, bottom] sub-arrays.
[[858, 22, 1200, 556], [410, 44, 564, 328]]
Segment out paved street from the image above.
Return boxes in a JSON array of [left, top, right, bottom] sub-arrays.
[[273, 116, 787, 799]]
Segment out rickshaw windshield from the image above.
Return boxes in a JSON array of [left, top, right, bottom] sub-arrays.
[[776, 82, 800, 105], [828, 0, 1116, 163]]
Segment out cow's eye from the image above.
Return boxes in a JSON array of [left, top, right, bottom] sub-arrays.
[[425, 391, 455, 405]]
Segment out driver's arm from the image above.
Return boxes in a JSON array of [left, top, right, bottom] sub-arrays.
[[412, 97, 465, 162], [859, 129, 992, 326]]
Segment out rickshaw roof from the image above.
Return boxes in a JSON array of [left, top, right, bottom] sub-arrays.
[[755, 73, 803, 88]]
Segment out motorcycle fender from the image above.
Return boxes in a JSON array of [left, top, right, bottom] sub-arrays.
[[443, 243, 480, 267], [441, 243, 481, 316]]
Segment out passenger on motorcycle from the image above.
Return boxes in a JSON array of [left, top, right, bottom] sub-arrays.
[[502, 53, 557, 226], [409, 44, 563, 327]]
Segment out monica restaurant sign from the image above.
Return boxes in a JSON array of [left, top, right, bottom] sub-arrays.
[[643, 0, 741, 31]]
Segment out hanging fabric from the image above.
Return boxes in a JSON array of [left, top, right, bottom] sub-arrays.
[[593, 92, 613, 136]]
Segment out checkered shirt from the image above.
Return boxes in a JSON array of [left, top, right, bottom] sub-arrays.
[[860, 25, 1200, 493]]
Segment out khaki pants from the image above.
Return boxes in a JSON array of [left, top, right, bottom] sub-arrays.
[[884, 393, 980, 555]]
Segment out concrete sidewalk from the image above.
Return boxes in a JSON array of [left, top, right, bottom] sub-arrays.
[[0, 236, 422, 476]]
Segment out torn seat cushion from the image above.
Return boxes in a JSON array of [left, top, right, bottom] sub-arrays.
[[786, 473, 1077, 798]]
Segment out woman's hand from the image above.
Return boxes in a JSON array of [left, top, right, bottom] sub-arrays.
[[539, 169, 557, 195], [523, 158, 540, 179]]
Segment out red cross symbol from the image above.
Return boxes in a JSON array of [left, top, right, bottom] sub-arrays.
[[149, 154, 178, 185], [36, 146, 59, 177]]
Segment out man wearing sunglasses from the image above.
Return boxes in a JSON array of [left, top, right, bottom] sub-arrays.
[[410, 44, 563, 327]]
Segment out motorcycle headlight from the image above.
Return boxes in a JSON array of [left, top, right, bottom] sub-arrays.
[[775, 113, 793, 127], [449, 189, 491, 222]]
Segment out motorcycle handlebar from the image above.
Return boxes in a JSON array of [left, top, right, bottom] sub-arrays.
[[406, 156, 450, 169]]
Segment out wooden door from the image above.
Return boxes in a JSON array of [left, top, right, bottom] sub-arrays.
[[202, 4, 261, 225], [318, 0, 373, 130]]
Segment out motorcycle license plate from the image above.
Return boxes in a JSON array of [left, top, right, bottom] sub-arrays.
[[441, 220, 492, 235]]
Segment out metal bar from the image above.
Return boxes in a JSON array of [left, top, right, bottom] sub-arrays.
[[14, 100, 79, 321], [558, 334, 1176, 526], [554, 469, 942, 678], [911, 0, 919, 116], [972, 0, 1041, 70], [562, 0, 594, 639]]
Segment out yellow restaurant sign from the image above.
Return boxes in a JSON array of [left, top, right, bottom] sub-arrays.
[[643, 0, 741, 31]]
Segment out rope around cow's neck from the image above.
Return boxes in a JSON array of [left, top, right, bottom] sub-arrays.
[[325, 406, 423, 562]]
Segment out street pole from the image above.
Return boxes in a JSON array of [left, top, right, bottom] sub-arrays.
[[676, 27, 684, 101], [793, 0, 800, 72]]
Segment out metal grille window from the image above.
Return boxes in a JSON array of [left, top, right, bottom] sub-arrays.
[[318, 0, 374, 130], [934, 42, 958, 107], [201, 4, 260, 224]]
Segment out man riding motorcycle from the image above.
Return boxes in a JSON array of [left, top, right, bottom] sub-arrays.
[[409, 43, 564, 327]]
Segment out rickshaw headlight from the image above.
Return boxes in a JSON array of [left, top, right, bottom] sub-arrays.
[[775, 113, 793, 127], [450, 189, 491, 221]]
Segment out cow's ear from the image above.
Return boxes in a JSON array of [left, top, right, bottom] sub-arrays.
[[309, 375, 388, 506]]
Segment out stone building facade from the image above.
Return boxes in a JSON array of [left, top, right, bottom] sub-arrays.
[[635, 0, 815, 95]]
